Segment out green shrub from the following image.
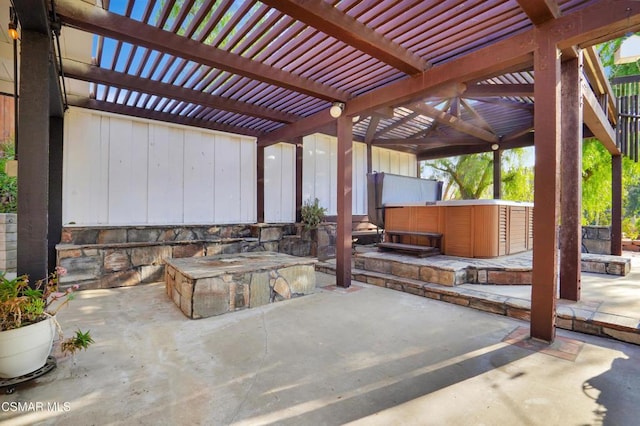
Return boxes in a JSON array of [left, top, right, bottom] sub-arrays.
[[622, 216, 639, 240], [0, 140, 17, 213], [301, 198, 326, 230]]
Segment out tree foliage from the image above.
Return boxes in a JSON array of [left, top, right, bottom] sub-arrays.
[[422, 148, 533, 201], [0, 140, 16, 214]]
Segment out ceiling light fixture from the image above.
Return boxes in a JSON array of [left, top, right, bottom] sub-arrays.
[[329, 102, 344, 118], [491, 143, 500, 151]]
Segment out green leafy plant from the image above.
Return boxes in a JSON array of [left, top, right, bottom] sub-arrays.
[[301, 198, 327, 230], [61, 329, 95, 356], [0, 140, 17, 213], [0, 267, 94, 356], [623, 216, 639, 240]]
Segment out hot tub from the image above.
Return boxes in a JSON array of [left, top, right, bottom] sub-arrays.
[[384, 200, 534, 258]]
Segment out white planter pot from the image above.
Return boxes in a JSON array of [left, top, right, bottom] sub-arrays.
[[0, 316, 55, 378]]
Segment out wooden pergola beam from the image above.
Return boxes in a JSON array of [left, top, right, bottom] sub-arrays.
[[582, 79, 618, 154], [63, 60, 299, 123], [410, 102, 499, 143], [417, 133, 534, 160], [257, 1, 640, 145], [261, 0, 427, 75], [55, 0, 348, 102], [464, 84, 534, 97], [516, 0, 561, 25], [69, 98, 262, 138]]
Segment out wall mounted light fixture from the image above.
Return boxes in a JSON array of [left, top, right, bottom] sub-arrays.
[[329, 102, 344, 118], [491, 143, 500, 151], [8, 7, 18, 40]]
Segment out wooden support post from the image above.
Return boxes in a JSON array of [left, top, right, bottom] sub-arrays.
[[611, 154, 623, 256], [336, 115, 353, 288], [295, 137, 303, 223], [48, 116, 64, 273], [257, 145, 265, 223], [531, 34, 561, 343], [560, 54, 583, 301], [366, 142, 373, 174], [17, 30, 51, 282], [493, 150, 501, 199]]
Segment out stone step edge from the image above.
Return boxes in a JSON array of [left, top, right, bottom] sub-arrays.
[[56, 237, 251, 251], [316, 262, 640, 346]]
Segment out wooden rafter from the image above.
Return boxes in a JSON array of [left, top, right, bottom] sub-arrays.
[[63, 60, 300, 123], [465, 84, 534, 97], [516, 0, 561, 25], [259, 1, 640, 145], [260, 0, 427, 75], [417, 133, 535, 160], [69, 98, 262, 138], [55, 0, 348, 102], [409, 102, 499, 143], [459, 99, 496, 134]]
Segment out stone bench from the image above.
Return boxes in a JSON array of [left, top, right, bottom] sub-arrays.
[[165, 252, 317, 319]]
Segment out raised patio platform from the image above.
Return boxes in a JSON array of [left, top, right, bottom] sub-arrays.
[[165, 252, 317, 319]]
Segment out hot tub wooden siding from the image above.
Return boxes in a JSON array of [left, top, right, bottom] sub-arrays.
[[384, 202, 533, 258]]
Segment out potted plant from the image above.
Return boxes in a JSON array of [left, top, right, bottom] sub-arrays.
[[0, 267, 94, 379]]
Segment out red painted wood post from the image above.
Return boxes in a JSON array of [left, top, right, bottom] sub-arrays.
[[560, 53, 583, 301], [336, 115, 353, 288], [531, 33, 561, 343]]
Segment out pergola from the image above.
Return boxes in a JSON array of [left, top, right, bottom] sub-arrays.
[[8, 0, 640, 343]]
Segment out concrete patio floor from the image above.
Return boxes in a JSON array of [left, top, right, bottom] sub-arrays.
[[2, 271, 640, 425]]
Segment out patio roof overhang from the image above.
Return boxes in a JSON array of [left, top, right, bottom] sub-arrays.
[[5, 0, 640, 345], [3, 0, 631, 159]]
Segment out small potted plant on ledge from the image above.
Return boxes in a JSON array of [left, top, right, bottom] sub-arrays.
[[0, 267, 94, 379]]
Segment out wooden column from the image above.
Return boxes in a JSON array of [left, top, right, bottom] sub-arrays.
[[48, 116, 64, 273], [336, 115, 353, 288], [295, 137, 303, 223], [530, 34, 561, 343], [559, 54, 583, 301], [17, 30, 51, 281], [257, 145, 265, 223], [611, 154, 623, 256], [493, 149, 501, 199]]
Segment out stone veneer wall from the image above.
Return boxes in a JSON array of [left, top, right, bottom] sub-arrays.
[[582, 226, 611, 255], [57, 222, 337, 289], [0, 213, 16, 273]]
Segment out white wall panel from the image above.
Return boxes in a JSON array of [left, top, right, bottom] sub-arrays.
[[214, 135, 241, 223], [352, 142, 367, 215], [147, 125, 172, 223], [264, 143, 295, 223], [63, 107, 256, 225], [107, 117, 134, 224], [183, 130, 214, 223], [129, 122, 150, 222], [63, 109, 108, 224], [239, 140, 256, 223], [372, 146, 416, 176]]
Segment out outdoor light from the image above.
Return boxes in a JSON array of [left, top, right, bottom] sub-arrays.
[[8, 22, 18, 40], [491, 143, 500, 151], [8, 7, 18, 40], [352, 115, 360, 123], [329, 102, 344, 118]]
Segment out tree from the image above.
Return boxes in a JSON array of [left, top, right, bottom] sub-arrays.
[[422, 148, 533, 201], [423, 153, 493, 199]]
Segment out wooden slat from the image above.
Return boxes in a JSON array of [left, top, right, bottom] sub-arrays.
[[261, 0, 427, 74], [56, 0, 348, 102]]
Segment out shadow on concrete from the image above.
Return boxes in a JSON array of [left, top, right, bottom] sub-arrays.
[[230, 332, 535, 425], [583, 348, 640, 426]]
